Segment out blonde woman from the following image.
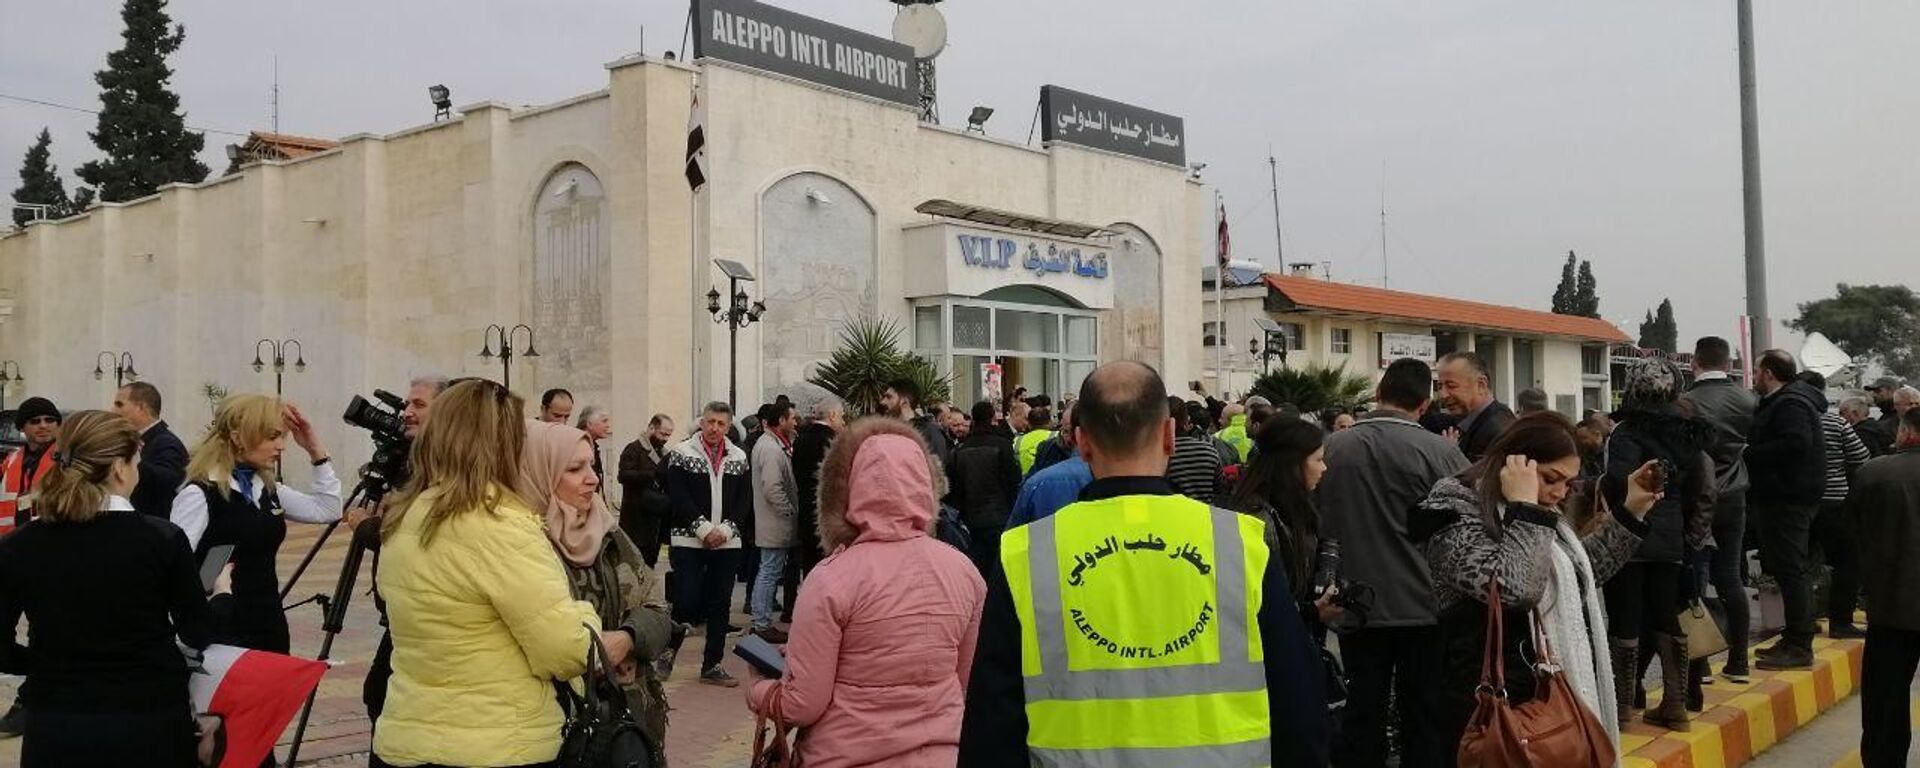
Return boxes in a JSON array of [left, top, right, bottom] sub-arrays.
[[374, 379, 627, 768], [170, 394, 341, 653], [0, 411, 213, 767]]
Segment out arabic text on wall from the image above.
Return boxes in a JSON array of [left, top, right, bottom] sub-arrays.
[[957, 233, 1110, 280]]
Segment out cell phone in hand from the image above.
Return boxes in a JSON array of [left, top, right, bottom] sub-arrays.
[[733, 634, 787, 678], [199, 545, 235, 593]]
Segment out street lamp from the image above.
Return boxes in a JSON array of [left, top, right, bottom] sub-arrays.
[[93, 351, 139, 388], [1250, 318, 1289, 372], [478, 324, 540, 392], [0, 361, 21, 410], [252, 338, 307, 400], [707, 258, 766, 411]]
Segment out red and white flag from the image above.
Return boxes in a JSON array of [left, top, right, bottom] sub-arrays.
[[189, 644, 329, 768], [1216, 203, 1231, 268]]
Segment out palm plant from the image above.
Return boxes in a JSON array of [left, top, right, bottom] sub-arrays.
[[1249, 363, 1374, 414], [807, 316, 951, 415]]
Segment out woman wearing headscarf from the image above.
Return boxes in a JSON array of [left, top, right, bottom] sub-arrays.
[[744, 417, 987, 767], [1601, 358, 1715, 730], [520, 419, 675, 765]]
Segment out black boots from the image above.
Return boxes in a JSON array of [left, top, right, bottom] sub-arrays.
[[1610, 638, 1639, 725], [1642, 632, 1693, 731]]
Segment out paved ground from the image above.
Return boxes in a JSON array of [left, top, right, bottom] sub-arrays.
[[0, 524, 1897, 766], [0, 523, 769, 767]]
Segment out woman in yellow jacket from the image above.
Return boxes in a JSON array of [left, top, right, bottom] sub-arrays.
[[373, 379, 632, 768]]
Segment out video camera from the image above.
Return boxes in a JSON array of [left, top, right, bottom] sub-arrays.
[[1310, 538, 1377, 629], [342, 389, 412, 508]]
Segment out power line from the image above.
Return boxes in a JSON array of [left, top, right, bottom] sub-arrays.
[[0, 92, 250, 137]]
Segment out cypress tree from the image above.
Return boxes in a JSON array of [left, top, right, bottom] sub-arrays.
[[11, 128, 70, 227], [1551, 251, 1577, 315], [75, 0, 208, 202], [1574, 260, 1601, 318]]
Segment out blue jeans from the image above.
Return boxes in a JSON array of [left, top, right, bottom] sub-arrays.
[[750, 547, 790, 630]]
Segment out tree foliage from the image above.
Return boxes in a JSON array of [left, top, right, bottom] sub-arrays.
[[1788, 284, 1920, 379], [1550, 250, 1601, 318], [75, 0, 208, 202], [807, 316, 951, 416], [1637, 298, 1678, 353], [11, 129, 69, 227], [1249, 363, 1375, 414], [1573, 260, 1600, 318]]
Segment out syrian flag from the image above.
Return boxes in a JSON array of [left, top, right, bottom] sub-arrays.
[[685, 79, 707, 191], [189, 644, 329, 768]]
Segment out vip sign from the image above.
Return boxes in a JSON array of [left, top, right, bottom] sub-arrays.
[[956, 233, 1110, 280]]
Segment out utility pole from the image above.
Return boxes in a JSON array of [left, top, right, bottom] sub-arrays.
[[1379, 165, 1390, 289], [271, 55, 280, 134], [1736, 0, 1771, 350], [1268, 150, 1284, 265]]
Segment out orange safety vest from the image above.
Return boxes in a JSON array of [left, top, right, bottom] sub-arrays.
[[1, 444, 59, 535]]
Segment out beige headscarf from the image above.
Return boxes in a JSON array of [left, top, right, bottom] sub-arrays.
[[520, 419, 615, 568]]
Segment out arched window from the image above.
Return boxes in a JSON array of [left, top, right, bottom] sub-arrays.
[[1105, 223, 1164, 370], [531, 165, 611, 398], [758, 172, 876, 393]]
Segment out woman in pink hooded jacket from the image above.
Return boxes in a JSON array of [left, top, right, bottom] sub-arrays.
[[747, 416, 988, 767]]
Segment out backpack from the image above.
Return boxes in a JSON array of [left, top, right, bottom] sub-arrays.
[[935, 503, 972, 553]]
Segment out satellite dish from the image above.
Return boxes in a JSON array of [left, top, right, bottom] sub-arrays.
[[1799, 332, 1857, 381], [892, 4, 947, 60]]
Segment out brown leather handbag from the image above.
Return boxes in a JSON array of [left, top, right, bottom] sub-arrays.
[[1457, 577, 1618, 767], [751, 686, 802, 768]]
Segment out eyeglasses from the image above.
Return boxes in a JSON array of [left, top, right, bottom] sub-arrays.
[[25, 416, 58, 426]]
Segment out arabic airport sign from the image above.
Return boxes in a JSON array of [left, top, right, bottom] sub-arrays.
[[694, 0, 919, 108], [1380, 332, 1438, 368], [902, 222, 1115, 310], [1039, 85, 1186, 166]]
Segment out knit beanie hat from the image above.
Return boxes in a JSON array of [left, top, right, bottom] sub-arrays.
[[1622, 359, 1681, 409], [14, 397, 61, 430]]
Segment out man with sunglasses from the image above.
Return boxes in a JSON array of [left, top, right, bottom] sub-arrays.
[[0, 395, 59, 739]]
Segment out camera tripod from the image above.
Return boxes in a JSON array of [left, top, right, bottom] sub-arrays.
[[282, 481, 382, 766]]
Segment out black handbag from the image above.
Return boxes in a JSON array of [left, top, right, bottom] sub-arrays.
[[555, 627, 656, 768]]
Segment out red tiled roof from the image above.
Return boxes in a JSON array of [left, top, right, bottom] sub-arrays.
[[1262, 273, 1631, 343], [242, 131, 340, 160]]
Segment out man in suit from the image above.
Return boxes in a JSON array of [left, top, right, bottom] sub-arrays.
[[1435, 351, 1515, 462], [112, 382, 186, 519]]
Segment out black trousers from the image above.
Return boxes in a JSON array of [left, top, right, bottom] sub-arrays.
[[364, 629, 395, 722], [1861, 625, 1920, 768], [21, 704, 197, 768], [967, 524, 1004, 580], [1605, 561, 1685, 639], [671, 546, 745, 670], [1813, 501, 1861, 624], [1755, 502, 1819, 649], [1337, 624, 1446, 768], [1699, 493, 1752, 667]]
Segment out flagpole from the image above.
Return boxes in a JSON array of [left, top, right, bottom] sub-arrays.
[[1214, 190, 1226, 396]]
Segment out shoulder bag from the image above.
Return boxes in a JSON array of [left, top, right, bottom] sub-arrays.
[[751, 684, 802, 768], [1457, 577, 1617, 768], [555, 626, 655, 768]]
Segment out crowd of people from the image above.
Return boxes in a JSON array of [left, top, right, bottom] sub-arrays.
[[0, 340, 1917, 767]]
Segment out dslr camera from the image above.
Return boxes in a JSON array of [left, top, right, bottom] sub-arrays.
[[342, 390, 413, 507]]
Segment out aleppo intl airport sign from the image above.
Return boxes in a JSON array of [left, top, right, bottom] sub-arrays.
[[694, 0, 919, 108], [1039, 85, 1186, 166]]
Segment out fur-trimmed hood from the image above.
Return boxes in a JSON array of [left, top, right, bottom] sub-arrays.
[[815, 417, 945, 553]]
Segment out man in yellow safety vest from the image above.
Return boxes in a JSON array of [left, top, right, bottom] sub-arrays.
[[960, 361, 1328, 767]]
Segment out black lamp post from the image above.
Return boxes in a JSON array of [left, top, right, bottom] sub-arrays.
[[707, 259, 766, 412], [94, 351, 139, 388], [478, 324, 539, 392], [253, 338, 307, 400], [0, 361, 21, 410], [1249, 331, 1288, 373]]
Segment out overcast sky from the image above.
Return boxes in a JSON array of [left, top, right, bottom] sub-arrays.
[[4, 0, 1915, 347]]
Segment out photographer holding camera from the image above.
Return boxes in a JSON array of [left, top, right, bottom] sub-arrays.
[[352, 375, 447, 738]]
